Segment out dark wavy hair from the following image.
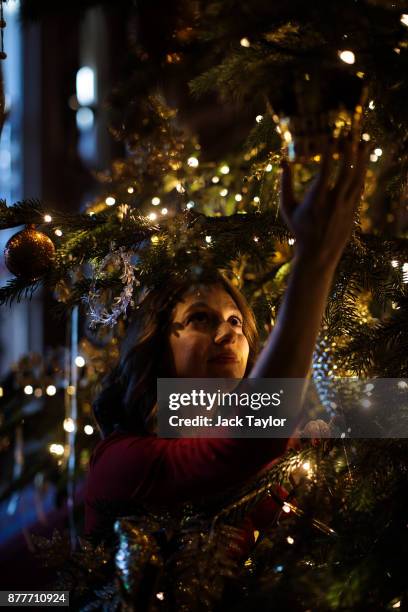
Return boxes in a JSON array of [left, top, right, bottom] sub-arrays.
[[92, 270, 260, 438]]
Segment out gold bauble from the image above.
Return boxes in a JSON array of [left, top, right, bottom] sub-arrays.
[[4, 225, 55, 280]]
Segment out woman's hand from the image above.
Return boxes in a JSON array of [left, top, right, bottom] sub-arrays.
[[280, 136, 370, 271]]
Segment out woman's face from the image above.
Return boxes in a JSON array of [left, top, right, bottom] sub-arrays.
[[166, 284, 250, 378]]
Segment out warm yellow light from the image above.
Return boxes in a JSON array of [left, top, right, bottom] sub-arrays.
[[105, 197, 116, 206], [287, 536, 294, 545], [46, 385, 57, 396], [220, 189, 228, 197], [391, 260, 399, 268], [338, 50, 355, 64], [253, 196, 260, 203], [255, 115, 263, 123], [148, 212, 158, 221], [400, 14, 408, 27], [220, 165, 230, 174], [370, 153, 378, 163], [368, 100, 375, 110], [187, 157, 199, 167], [127, 187, 134, 194], [288, 238, 295, 246], [176, 183, 185, 193], [211, 176, 220, 184], [374, 148, 382, 156], [151, 235, 159, 244], [75, 355, 85, 367], [161, 208, 168, 215], [235, 194, 242, 202], [302, 461, 310, 471], [63, 417, 76, 433], [0, 387, 3, 397], [205, 235, 212, 244], [240, 37, 250, 47], [49, 443, 64, 456], [362, 133, 370, 142], [54, 229, 63, 237], [282, 503, 291, 514], [44, 214, 52, 223], [24, 385, 33, 395], [67, 385, 76, 395], [84, 424, 94, 435], [186, 201, 195, 209], [151, 197, 161, 206], [266, 163, 273, 172]]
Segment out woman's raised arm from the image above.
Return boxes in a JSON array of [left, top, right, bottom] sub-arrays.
[[249, 136, 369, 380]]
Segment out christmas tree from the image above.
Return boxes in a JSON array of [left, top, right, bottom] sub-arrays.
[[1, 0, 408, 609]]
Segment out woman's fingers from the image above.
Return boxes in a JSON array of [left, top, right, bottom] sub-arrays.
[[280, 159, 297, 219], [346, 141, 370, 204], [334, 134, 358, 198], [312, 140, 336, 210]]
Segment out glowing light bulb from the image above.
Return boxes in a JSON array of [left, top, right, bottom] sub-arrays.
[[287, 536, 294, 545], [161, 208, 168, 215], [127, 187, 134, 194], [24, 385, 33, 395], [220, 165, 230, 174], [54, 229, 63, 237], [255, 115, 263, 123], [186, 201, 195, 209], [75, 356, 85, 368], [105, 197, 115, 206], [374, 148, 382, 156], [205, 235, 212, 244], [265, 163, 273, 172], [67, 385, 76, 395], [176, 183, 185, 194], [253, 196, 260, 203], [403, 263, 408, 284], [49, 443, 64, 456], [84, 424, 94, 435], [362, 133, 370, 142], [370, 153, 378, 163], [253, 236, 259, 242], [282, 503, 291, 514], [288, 238, 295, 246], [220, 189, 228, 197], [235, 194, 242, 202], [151, 197, 161, 206], [368, 100, 375, 110], [211, 176, 220, 183], [391, 260, 399, 268], [151, 235, 159, 244], [338, 50, 355, 64], [63, 417, 75, 433], [240, 37, 250, 47], [302, 461, 310, 471], [46, 385, 57, 396], [187, 157, 199, 167], [400, 14, 408, 27], [0, 387, 3, 397], [44, 214, 52, 223]]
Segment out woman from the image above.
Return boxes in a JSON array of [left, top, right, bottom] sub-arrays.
[[85, 137, 369, 541]]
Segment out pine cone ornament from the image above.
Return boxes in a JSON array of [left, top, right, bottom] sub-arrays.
[[4, 225, 55, 280]]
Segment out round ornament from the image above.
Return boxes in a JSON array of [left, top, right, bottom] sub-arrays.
[[4, 225, 55, 280]]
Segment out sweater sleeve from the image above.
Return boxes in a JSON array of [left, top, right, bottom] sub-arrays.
[[85, 433, 289, 534]]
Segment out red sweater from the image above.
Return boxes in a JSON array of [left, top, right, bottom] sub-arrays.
[[85, 433, 289, 541]]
